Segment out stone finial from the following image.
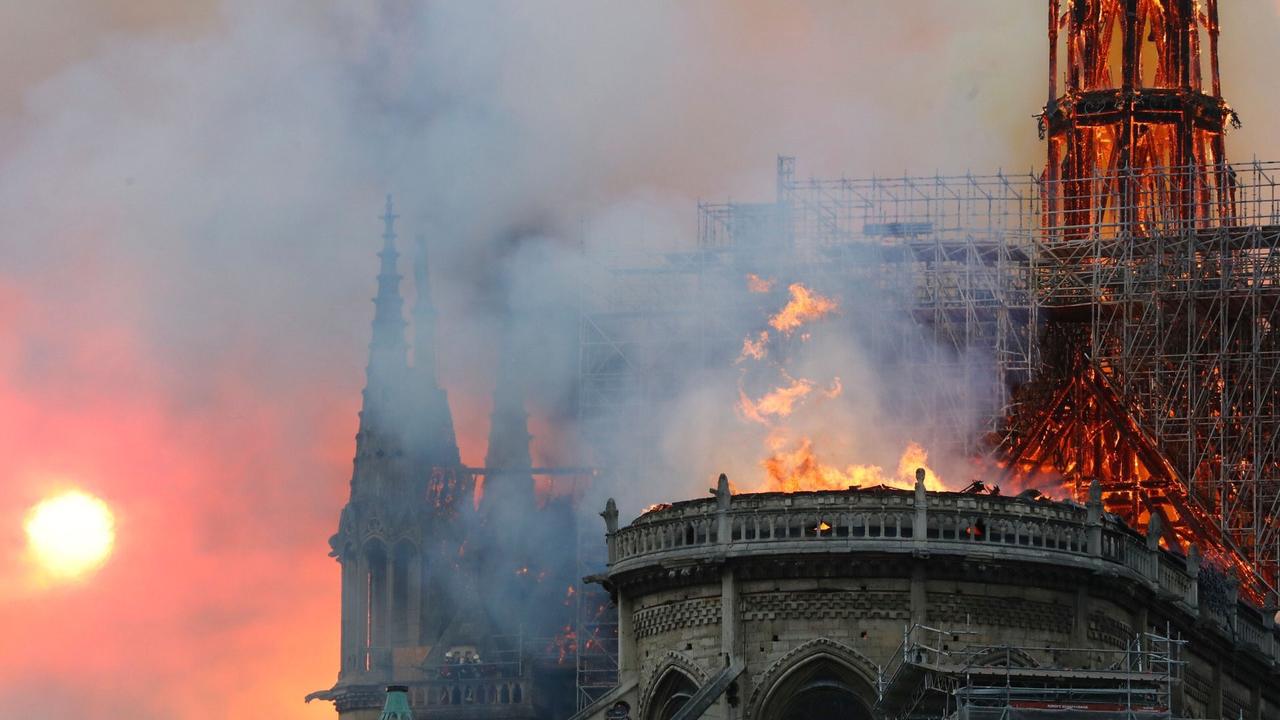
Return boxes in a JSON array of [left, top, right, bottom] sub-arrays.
[[1187, 543, 1201, 575], [1086, 477, 1103, 524], [1146, 511, 1163, 551], [601, 498, 619, 534], [711, 473, 731, 511], [912, 468, 928, 540]]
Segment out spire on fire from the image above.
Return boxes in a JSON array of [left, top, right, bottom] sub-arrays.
[[409, 232, 461, 469], [353, 195, 409, 479]]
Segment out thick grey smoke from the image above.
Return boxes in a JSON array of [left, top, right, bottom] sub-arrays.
[[2, 2, 1279, 718]]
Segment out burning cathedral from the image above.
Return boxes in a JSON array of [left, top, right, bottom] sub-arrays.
[[314, 2, 1280, 720]]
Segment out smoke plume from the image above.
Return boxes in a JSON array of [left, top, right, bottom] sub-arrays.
[[2, 2, 1279, 719]]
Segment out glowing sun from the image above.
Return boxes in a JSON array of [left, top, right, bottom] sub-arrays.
[[24, 490, 116, 579]]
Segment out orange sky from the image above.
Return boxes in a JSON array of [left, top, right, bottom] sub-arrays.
[[1, 2, 1278, 719]]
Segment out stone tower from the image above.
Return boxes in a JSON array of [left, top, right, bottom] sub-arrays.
[[308, 199, 578, 720], [310, 197, 473, 717]]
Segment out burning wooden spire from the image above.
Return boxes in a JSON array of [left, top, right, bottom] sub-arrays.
[[1042, 0, 1238, 238]]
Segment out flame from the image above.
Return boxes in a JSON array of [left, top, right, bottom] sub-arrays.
[[640, 502, 672, 515], [762, 437, 944, 493], [738, 375, 814, 424], [746, 273, 775, 293], [768, 283, 838, 335], [739, 330, 769, 362], [548, 625, 577, 664]]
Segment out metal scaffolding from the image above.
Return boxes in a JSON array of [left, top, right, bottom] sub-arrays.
[[1012, 161, 1280, 598], [879, 623, 1186, 720], [576, 155, 1280, 600], [574, 522, 619, 712], [578, 157, 1042, 472]]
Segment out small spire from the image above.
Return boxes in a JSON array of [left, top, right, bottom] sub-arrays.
[[407, 230, 461, 470], [381, 195, 398, 252], [367, 194, 407, 379], [378, 685, 415, 720], [354, 194, 409, 478]]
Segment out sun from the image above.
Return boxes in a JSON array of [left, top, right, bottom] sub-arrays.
[[24, 490, 116, 579]]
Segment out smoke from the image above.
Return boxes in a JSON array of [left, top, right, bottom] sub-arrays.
[[1, 1, 1279, 719]]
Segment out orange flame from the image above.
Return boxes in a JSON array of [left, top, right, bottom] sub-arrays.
[[738, 376, 814, 424], [746, 273, 775, 293], [769, 283, 838, 335], [762, 437, 944, 493], [739, 330, 769, 362]]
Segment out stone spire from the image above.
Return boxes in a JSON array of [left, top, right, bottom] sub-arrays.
[[353, 196, 409, 482], [408, 233, 461, 469]]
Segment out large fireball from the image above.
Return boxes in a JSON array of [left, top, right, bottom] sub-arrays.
[[24, 490, 116, 579]]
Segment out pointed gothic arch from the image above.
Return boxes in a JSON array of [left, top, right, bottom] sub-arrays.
[[640, 653, 707, 720], [364, 539, 389, 650], [391, 539, 417, 644], [749, 638, 878, 720]]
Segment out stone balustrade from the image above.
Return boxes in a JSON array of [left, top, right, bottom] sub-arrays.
[[605, 482, 1280, 669], [410, 677, 531, 710]]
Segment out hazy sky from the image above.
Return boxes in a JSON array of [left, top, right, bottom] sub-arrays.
[[1, 2, 1278, 718]]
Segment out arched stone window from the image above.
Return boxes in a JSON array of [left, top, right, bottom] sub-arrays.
[[365, 540, 388, 649], [758, 657, 874, 720], [645, 667, 698, 720], [392, 541, 416, 643], [750, 639, 878, 720]]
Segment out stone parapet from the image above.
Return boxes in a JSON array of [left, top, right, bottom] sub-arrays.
[[606, 488, 1280, 669]]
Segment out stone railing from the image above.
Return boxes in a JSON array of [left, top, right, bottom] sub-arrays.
[[611, 485, 1103, 568], [409, 677, 532, 710], [600, 476, 1280, 669]]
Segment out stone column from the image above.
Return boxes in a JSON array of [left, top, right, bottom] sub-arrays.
[[384, 549, 396, 652], [1086, 477, 1103, 557], [721, 566, 740, 664], [1185, 544, 1200, 611], [1208, 660, 1224, 719], [910, 563, 927, 627], [1071, 584, 1090, 665], [617, 592, 636, 676], [1144, 513, 1163, 584], [355, 549, 370, 671], [407, 547, 422, 646], [340, 554, 354, 672]]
